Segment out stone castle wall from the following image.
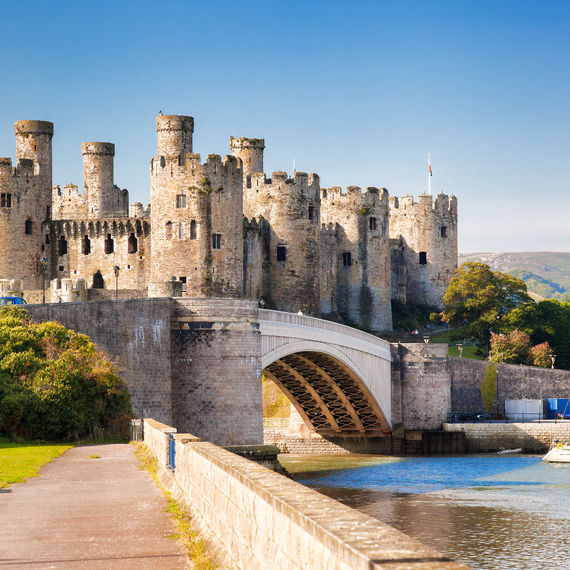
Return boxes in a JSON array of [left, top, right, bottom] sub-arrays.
[[0, 114, 458, 330]]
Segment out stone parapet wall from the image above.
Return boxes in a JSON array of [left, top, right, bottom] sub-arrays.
[[144, 418, 177, 469], [443, 422, 570, 452], [144, 419, 466, 570]]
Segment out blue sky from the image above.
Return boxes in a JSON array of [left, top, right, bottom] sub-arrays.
[[1, 0, 568, 252]]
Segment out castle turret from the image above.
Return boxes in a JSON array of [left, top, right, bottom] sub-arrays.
[[230, 137, 264, 177], [389, 193, 458, 307], [81, 142, 128, 218], [15, 120, 53, 193], [156, 115, 194, 156], [149, 114, 244, 298]]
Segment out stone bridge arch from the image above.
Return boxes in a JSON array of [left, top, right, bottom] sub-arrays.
[[260, 310, 392, 436]]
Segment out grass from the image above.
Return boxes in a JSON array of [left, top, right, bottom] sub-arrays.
[[430, 327, 487, 360], [0, 439, 73, 489], [133, 443, 218, 570]]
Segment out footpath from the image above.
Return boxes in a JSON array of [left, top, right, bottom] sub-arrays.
[[0, 444, 189, 569]]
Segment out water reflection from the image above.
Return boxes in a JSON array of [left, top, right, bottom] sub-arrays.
[[281, 454, 570, 570]]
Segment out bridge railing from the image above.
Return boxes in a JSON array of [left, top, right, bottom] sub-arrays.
[[259, 309, 390, 349]]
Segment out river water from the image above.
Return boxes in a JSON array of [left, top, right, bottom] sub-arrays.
[[280, 454, 570, 570]]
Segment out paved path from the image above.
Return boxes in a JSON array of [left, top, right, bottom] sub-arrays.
[[0, 444, 189, 569]]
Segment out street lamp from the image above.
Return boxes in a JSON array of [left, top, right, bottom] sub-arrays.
[[113, 266, 120, 300], [551, 354, 556, 369], [457, 343, 463, 358], [40, 256, 48, 303]]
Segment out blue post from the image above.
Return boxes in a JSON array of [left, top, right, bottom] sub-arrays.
[[168, 433, 176, 470]]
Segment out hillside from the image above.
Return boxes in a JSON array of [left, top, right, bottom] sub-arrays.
[[459, 252, 570, 301]]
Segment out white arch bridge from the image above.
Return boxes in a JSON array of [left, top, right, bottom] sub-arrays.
[[259, 310, 392, 436]]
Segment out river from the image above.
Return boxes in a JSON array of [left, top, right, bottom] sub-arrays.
[[280, 454, 570, 570]]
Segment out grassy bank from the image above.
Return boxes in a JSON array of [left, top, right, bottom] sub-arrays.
[[0, 440, 73, 488]]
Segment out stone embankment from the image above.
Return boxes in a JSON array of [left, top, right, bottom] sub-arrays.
[[444, 421, 570, 452], [144, 419, 468, 570]]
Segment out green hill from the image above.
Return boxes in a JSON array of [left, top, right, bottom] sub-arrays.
[[458, 252, 570, 301]]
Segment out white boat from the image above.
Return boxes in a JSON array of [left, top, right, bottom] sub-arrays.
[[542, 442, 570, 463]]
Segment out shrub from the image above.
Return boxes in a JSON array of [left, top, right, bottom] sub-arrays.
[[0, 307, 130, 440]]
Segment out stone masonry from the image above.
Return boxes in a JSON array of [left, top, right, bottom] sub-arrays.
[[0, 114, 458, 329]]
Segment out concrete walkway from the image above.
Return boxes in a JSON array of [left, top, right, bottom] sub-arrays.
[[0, 444, 189, 569]]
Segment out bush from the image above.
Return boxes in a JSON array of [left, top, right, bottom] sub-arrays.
[[0, 307, 130, 440], [481, 361, 497, 414], [391, 300, 439, 332]]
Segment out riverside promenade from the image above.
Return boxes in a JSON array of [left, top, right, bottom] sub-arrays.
[[0, 444, 188, 569]]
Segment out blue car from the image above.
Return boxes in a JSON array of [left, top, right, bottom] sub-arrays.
[[0, 296, 27, 305]]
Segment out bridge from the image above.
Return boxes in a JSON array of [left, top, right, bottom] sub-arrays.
[[259, 309, 392, 436], [26, 298, 394, 445]]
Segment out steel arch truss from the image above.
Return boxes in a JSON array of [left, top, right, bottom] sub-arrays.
[[264, 351, 389, 436]]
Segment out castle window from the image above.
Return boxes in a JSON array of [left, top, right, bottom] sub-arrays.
[[176, 194, 186, 208], [212, 233, 222, 250], [180, 276, 187, 293], [1, 193, 11, 208], [105, 233, 114, 254], [58, 235, 67, 255], [128, 232, 138, 253], [342, 252, 352, 266], [58, 266, 64, 272], [25, 219, 33, 235], [165, 222, 172, 240], [419, 251, 427, 265], [93, 271, 104, 289], [369, 217, 377, 231], [82, 235, 91, 255], [308, 205, 314, 220], [441, 226, 447, 238], [276, 245, 287, 262], [46, 206, 50, 219], [178, 222, 184, 240], [190, 220, 197, 240], [45, 234, 50, 244]]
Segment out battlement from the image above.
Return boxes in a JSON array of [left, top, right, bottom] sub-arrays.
[[0, 157, 36, 178], [230, 136, 265, 151], [248, 170, 320, 199], [390, 192, 457, 214], [322, 185, 388, 209], [14, 120, 53, 137], [81, 142, 115, 156]]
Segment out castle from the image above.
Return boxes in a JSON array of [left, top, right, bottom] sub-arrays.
[[0, 115, 458, 331]]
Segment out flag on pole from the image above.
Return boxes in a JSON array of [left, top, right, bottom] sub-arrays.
[[428, 162, 432, 176]]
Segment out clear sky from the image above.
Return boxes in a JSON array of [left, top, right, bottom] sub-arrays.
[[1, 0, 568, 253]]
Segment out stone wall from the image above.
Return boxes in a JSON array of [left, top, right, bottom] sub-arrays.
[[144, 418, 465, 570], [26, 298, 174, 423], [444, 422, 570, 452], [391, 343, 451, 430], [448, 357, 570, 417]]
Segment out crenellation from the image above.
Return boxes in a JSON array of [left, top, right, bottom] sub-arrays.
[[0, 112, 458, 331]]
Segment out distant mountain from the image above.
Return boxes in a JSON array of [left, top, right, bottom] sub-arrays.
[[458, 252, 570, 301]]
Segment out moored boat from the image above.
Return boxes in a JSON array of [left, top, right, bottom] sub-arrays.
[[542, 441, 570, 463]]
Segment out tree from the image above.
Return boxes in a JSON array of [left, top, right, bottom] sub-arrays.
[[0, 307, 130, 440], [527, 341, 554, 368], [489, 330, 531, 364], [481, 361, 497, 414], [442, 262, 532, 347]]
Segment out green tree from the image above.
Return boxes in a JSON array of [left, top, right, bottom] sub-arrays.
[[481, 361, 497, 414], [0, 307, 130, 440], [442, 262, 532, 347], [489, 330, 531, 364]]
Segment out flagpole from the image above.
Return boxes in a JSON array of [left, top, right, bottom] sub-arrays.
[[428, 153, 432, 195]]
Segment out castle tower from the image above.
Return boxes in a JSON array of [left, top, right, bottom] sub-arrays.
[[15, 120, 53, 194], [156, 115, 194, 156], [230, 137, 264, 177], [321, 186, 392, 331], [389, 193, 458, 307], [149, 114, 244, 298], [0, 121, 54, 293], [82, 142, 121, 217]]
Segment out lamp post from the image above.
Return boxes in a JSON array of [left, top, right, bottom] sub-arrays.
[[457, 344, 463, 358], [551, 354, 556, 369], [113, 266, 120, 300], [40, 256, 48, 303]]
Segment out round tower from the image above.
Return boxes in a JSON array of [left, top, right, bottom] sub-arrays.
[[156, 115, 194, 156], [82, 142, 116, 218], [230, 137, 265, 176], [14, 120, 53, 189]]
